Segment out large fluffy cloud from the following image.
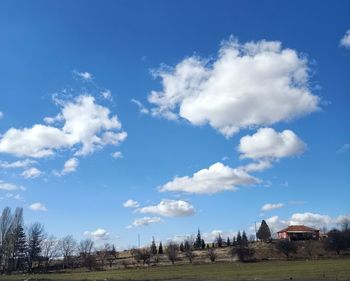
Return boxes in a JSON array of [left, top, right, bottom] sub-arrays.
[[265, 212, 335, 234], [159, 162, 259, 194], [138, 200, 195, 217], [148, 37, 319, 137], [239, 128, 306, 160], [0, 95, 127, 158]]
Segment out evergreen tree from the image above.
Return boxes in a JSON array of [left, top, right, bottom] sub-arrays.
[[242, 231, 248, 246], [150, 237, 157, 256], [184, 240, 191, 251], [236, 231, 242, 245], [158, 242, 163, 255], [256, 220, 271, 242], [232, 236, 236, 246], [195, 229, 202, 249], [201, 239, 206, 249], [12, 224, 27, 270], [216, 234, 223, 247], [179, 242, 184, 252], [227, 237, 231, 246]]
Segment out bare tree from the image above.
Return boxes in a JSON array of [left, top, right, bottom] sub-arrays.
[[41, 235, 59, 271], [207, 248, 216, 262], [60, 235, 77, 269], [78, 239, 96, 270], [0, 207, 13, 272], [339, 217, 350, 231], [183, 239, 196, 263], [27, 223, 45, 272], [165, 242, 179, 265]]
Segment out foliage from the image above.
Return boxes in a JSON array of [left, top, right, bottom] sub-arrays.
[[276, 239, 298, 258], [257, 220, 271, 242]]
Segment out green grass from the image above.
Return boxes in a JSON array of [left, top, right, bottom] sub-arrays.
[[1, 259, 350, 281]]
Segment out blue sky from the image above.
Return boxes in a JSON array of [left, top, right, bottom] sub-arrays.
[[0, 0, 349, 248]]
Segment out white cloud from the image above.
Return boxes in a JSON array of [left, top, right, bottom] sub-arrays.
[[128, 217, 162, 228], [159, 162, 259, 194], [340, 30, 350, 49], [289, 212, 332, 228], [101, 89, 113, 101], [0, 180, 24, 191], [148, 37, 319, 137], [29, 202, 47, 212], [0, 112, 3, 119], [84, 228, 110, 240], [264, 212, 335, 234], [123, 199, 140, 208], [58, 158, 79, 176], [138, 199, 195, 217], [21, 167, 43, 179], [131, 99, 150, 115], [238, 128, 306, 160], [240, 160, 272, 173], [337, 143, 350, 154], [261, 203, 284, 212], [0, 95, 127, 158], [73, 70, 93, 81], [111, 151, 123, 159], [0, 159, 37, 169]]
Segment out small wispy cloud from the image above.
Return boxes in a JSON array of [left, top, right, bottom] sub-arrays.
[[261, 203, 284, 212], [73, 70, 93, 81], [29, 202, 47, 212], [337, 144, 350, 154], [21, 167, 43, 179], [131, 99, 150, 115], [340, 29, 350, 49]]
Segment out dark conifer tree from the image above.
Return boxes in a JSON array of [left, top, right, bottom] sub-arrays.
[[256, 220, 271, 242], [195, 229, 202, 249], [150, 237, 157, 256], [227, 237, 231, 247], [242, 231, 248, 246], [201, 239, 206, 249], [236, 231, 242, 245], [179, 242, 184, 252], [158, 242, 163, 255]]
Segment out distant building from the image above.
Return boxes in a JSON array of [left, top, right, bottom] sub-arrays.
[[277, 225, 320, 240]]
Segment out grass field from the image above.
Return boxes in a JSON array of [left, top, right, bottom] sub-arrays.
[[1, 258, 350, 281]]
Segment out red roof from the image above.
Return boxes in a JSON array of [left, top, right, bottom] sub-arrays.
[[277, 225, 319, 233]]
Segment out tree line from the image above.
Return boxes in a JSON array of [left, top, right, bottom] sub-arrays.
[[1, 206, 350, 275]]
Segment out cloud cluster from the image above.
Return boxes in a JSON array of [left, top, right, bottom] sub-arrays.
[[238, 128, 306, 160], [128, 217, 162, 228], [148, 38, 319, 137], [159, 162, 259, 194], [84, 228, 110, 240], [0, 95, 127, 158], [265, 212, 335, 234], [138, 199, 195, 217], [0, 159, 36, 169], [340, 29, 350, 49]]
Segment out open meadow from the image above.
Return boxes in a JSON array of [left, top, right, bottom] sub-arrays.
[[1, 258, 350, 281]]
